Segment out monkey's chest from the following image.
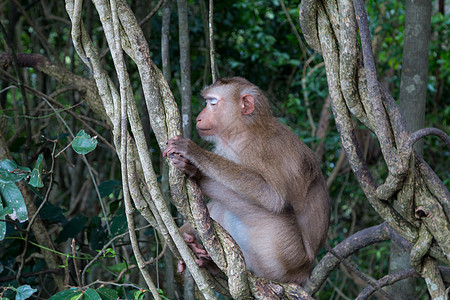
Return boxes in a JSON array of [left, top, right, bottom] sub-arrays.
[[222, 210, 251, 254]]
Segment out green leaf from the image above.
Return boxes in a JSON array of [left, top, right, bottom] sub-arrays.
[[133, 290, 145, 300], [103, 248, 116, 258], [29, 155, 44, 188], [110, 208, 127, 236], [0, 207, 13, 217], [88, 216, 107, 250], [0, 182, 28, 222], [72, 130, 98, 155], [34, 154, 44, 172], [28, 169, 43, 188], [56, 215, 87, 242], [38, 201, 65, 223], [83, 289, 101, 300], [96, 287, 119, 300], [98, 180, 121, 198], [108, 262, 127, 274], [0, 201, 6, 241], [49, 288, 82, 300], [288, 59, 301, 66], [15, 285, 37, 300], [0, 159, 30, 183], [157, 289, 170, 300]]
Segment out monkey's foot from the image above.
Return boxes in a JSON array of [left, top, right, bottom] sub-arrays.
[[179, 233, 220, 274]]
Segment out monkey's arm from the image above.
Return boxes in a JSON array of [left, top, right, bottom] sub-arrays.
[[164, 136, 286, 212]]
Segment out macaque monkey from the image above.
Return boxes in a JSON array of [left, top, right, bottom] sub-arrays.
[[163, 77, 330, 284]]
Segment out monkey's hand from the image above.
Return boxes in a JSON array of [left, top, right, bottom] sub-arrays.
[[169, 153, 201, 178], [178, 232, 220, 275], [163, 136, 203, 179]]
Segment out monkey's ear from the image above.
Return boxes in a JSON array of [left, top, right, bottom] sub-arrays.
[[241, 94, 255, 115]]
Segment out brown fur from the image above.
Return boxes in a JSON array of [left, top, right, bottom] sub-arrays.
[[163, 77, 331, 284]]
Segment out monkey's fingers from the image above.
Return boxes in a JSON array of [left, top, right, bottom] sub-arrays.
[[164, 136, 192, 158], [189, 244, 211, 260], [195, 258, 208, 267], [183, 233, 211, 259], [171, 154, 199, 177], [171, 153, 189, 163], [190, 244, 208, 255], [177, 260, 186, 274], [162, 146, 177, 157], [163, 137, 184, 157]]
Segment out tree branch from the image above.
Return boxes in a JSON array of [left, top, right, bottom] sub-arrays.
[[356, 268, 419, 300], [306, 223, 390, 294]]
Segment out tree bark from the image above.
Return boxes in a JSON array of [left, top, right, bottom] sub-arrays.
[[398, 0, 431, 156], [176, 1, 196, 297], [177, 0, 192, 138], [389, 1, 432, 297], [160, 2, 177, 299]]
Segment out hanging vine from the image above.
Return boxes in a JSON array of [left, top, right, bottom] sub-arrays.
[[299, 0, 449, 298]]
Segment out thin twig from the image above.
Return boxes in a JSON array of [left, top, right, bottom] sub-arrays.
[[0, 71, 115, 152], [139, 0, 165, 26], [41, 96, 113, 238], [72, 239, 82, 286], [115, 240, 167, 283], [278, 0, 308, 54], [326, 147, 347, 188], [16, 138, 58, 282], [27, 140, 57, 229], [161, 0, 172, 81], [85, 280, 142, 291], [0, 268, 64, 283], [40, 0, 71, 25], [326, 246, 394, 300], [0, 23, 32, 161], [302, 56, 324, 137], [81, 223, 152, 285], [10, 0, 62, 65], [356, 268, 419, 300], [306, 223, 390, 294], [209, 0, 217, 82]]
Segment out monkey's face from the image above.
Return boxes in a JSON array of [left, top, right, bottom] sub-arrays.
[[196, 87, 241, 140], [196, 96, 229, 138]]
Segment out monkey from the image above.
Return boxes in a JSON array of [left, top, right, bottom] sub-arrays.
[[163, 77, 330, 285]]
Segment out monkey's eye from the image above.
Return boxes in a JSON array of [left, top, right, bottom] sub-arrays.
[[207, 98, 219, 106]]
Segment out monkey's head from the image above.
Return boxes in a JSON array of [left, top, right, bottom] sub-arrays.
[[197, 77, 271, 142]]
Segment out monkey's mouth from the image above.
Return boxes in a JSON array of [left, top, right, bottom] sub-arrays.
[[197, 128, 213, 136]]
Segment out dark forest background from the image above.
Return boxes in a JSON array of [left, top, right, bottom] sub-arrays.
[[0, 0, 448, 299]]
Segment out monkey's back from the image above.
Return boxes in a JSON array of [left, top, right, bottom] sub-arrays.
[[239, 118, 331, 283]]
